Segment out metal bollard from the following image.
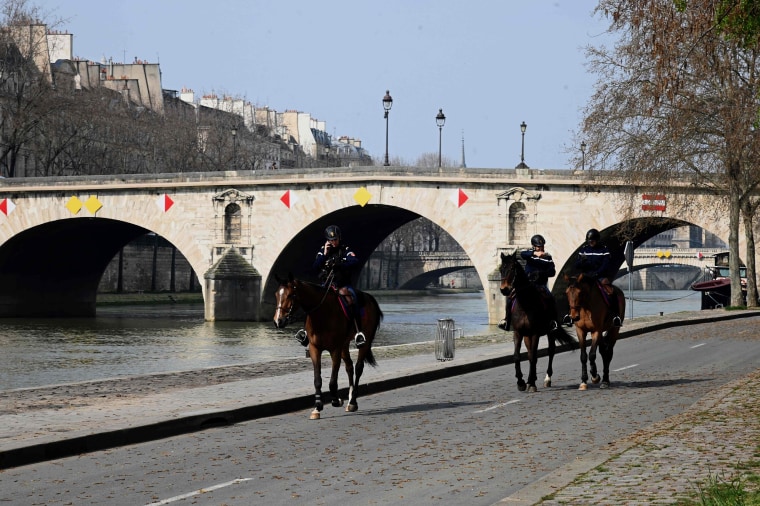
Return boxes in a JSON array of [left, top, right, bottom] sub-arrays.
[[435, 318, 457, 361]]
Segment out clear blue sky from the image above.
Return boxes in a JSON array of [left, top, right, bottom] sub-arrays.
[[38, 0, 611, 169]]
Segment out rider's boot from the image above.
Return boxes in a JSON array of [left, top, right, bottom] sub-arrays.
[[610, 300, 622, 327], [350, 302, 366, 347], [294, 328, 308, 347], [353, 313, 366, 347], [497, 297, 512, 331]]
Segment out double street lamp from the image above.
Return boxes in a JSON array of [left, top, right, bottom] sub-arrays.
[[382, 90, 393, 166], [516, 121, 528, 169], [436, 108, 446, 168]]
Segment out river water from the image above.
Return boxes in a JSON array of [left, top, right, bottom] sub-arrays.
[[0, 290, 702, 391]]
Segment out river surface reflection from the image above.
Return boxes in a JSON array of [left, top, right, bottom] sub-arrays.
[[0, 290, 701, 390]]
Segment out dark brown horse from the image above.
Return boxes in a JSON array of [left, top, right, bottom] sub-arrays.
[[564, 273, 625, 390], [273, 274, 383, 419], [499, 252, 576, 392]]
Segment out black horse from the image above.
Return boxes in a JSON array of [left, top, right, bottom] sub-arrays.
[[499, 251, 576, 392]]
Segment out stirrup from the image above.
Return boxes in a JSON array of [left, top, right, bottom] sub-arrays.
[[549, 320, 559, 331], [295, 328, 308, 347], [354, 331, 367, 347], [562, 314, 573, 327], [497, 319, 508, 331], [612, 316, 622, 327]]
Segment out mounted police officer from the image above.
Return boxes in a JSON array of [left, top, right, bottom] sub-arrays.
[[498, 234, 560, 331], [312, 225, 366, 347], [563, 228, 622, 327]]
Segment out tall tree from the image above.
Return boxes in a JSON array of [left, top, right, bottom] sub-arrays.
[[581, 0, 760, 306], [0, 0, 61, 177]]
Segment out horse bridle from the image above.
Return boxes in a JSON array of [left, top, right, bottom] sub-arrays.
[[501, 259, 517, 289], [566, 279, 584, 315], [281, 274, 335, 320]]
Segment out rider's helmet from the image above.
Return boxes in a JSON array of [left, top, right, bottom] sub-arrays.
[[530, 234, 546, 247], [586, 228, 601, 242], [324, 225, 342, 241]]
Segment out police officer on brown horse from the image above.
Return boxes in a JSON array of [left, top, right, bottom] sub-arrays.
[[313, 225, 366, 347], [563, 228, 622, 327]]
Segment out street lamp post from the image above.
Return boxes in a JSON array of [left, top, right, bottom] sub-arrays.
[[436, 108, 446, 168], [581, 141, 587, 171], [231, 126, 238, 169], [516, 121, 528, 169], [382, 90, 393, 166]]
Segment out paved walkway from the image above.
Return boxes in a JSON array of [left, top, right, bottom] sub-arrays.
[[1, 309, 759, 505]]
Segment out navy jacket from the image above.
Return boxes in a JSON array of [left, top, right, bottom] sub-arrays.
[[313, 243, 358, 287], [520, 249, 556, 286], [574, 242, 612, 279]]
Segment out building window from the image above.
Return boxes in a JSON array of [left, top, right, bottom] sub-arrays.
[[224, 203, 241, 243]]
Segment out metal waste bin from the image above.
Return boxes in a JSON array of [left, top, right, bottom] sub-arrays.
[[435, 318, 459, 361]]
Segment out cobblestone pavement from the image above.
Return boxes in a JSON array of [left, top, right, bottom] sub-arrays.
[[523, 367, 760, 505]]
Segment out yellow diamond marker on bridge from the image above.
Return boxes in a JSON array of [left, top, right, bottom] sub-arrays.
[[354, 187, 372, 207], [84, 196, 103, 215], [65, 196, 83, 215]]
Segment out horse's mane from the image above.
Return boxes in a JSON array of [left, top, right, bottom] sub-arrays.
[[502, 253, 544, 316]]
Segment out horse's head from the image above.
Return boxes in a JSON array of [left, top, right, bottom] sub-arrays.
[[564, 273, 589, 323], [499, 250, 522, 295], [273, 274, 299, 328]]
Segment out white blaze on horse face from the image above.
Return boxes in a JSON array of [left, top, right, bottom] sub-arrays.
[[274, 286, 286, 323]]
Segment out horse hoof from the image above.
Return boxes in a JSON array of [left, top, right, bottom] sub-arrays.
[[544, 379, 552, 388], [309, 410, 321, 420], [579, 383, 588, 391], [517, 384, 527, 392], [591, 375, 601, 384], [527, 385, 538, 393], [600, 381, 610, 389], [346, 403, 357, 412], [332, 399, 344, 408]]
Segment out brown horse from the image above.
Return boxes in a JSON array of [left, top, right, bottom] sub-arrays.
[[564, 273, 625, 390], [273, 274, 383, 419], [499, 252, 576, 392]]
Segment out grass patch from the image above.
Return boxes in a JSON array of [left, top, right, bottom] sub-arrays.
[[677, 469, 760, 505]]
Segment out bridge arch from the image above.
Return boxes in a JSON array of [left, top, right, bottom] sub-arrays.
[[261, 202, 495, 321], [0, 193, 212, 317]]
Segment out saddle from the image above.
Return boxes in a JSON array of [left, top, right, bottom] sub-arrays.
[[595, 280, 615, 305], [333, 285, 365, 319]]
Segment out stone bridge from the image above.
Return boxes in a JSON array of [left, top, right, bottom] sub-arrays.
[[376, 251, 474, 289], [0, 167, 740, 323]]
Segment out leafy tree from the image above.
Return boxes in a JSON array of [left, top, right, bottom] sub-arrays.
[[581, 0, 760, 306]]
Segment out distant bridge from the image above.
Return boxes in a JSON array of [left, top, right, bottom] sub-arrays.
[[368, 251, 474, 289], [621, 247, 726, 272]]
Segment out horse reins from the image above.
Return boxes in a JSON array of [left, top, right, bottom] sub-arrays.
[[291, 271, 335, 315]]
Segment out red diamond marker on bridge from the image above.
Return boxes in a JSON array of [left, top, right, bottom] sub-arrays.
[[0, 198, 15, 216], [156, 194, 174, 212]]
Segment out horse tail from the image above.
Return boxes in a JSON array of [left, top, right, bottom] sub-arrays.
[[549, 327, 578, 350]]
